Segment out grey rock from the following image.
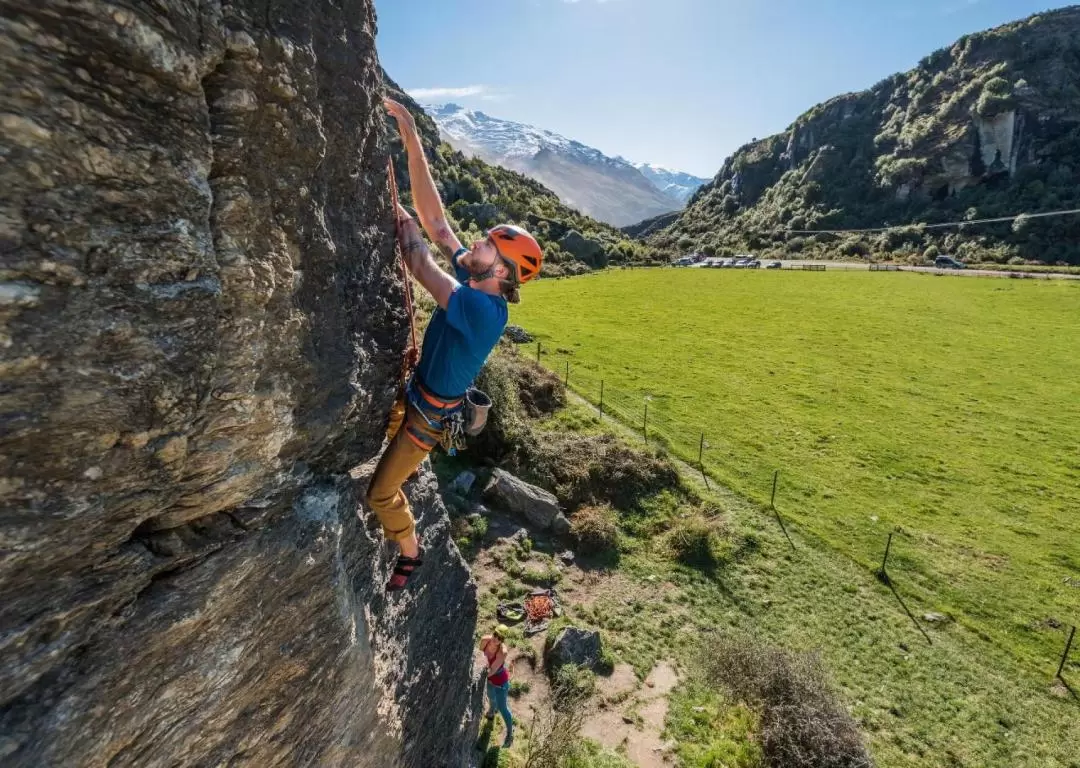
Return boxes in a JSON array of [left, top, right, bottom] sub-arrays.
[[923, 612, 950, 623], [557, 550, 576, 565], [558, 230, 608, 269], [547, 626, 603, 671], [551, 513, 572, 537], [0, 3, 479, 767], [469, 502, 491, 518], [503, 325, 534, 343], [483, 469, 562, 530], [450, 470, 477, 496]]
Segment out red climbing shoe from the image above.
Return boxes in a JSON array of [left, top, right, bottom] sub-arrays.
[[386, 547, 424, 592]]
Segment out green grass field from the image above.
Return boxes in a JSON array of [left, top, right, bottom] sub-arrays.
[[512, 269, 1080, 673]]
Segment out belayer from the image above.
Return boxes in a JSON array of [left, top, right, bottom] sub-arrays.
[[369, 98, 544, 591]]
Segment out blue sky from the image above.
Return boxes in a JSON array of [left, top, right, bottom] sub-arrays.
[[376, 1, 1067, 177]]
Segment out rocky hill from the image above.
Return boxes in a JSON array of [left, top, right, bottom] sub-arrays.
[[650, 7, 1080, 265], [423, 104, 703, 227], [0, 3, 480, 766], [384, 86, 658, 271]]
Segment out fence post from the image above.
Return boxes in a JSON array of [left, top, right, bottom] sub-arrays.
[[642, 402, 648, 443], [536, 342, 541, 364], [599, 380, 604, 419], [770, 469, 779, 508], [564, 360, 569, 387], [698, 433, 709, 489], [877, 533, 894, 582], [1057, 625, 1076, 680]]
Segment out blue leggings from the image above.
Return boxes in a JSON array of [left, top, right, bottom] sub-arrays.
[[486, 680, 513, 743]]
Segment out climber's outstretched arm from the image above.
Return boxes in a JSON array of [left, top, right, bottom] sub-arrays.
[[385, 98, 464, 264], [398, 207, 455, 309]]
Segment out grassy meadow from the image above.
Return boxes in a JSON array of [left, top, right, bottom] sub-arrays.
[[511, 269, 1080, 673]]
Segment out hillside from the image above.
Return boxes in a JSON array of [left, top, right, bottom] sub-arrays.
[[649, 7, 1080, 265], [424, 103, 704, 226], [384, 82, 658, 274]]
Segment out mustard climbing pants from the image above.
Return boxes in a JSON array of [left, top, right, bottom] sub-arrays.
[[365, 386, 460, 541]]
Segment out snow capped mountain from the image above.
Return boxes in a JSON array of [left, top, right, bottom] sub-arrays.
[[422, 103, 707, 227], [632, 163, 711, 206]]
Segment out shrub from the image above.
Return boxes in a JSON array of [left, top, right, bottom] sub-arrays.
[[922, 245, 940, 260], [570, 505, 619, 555], [667, 517, 716, 570], [704, 636, 874, 768]]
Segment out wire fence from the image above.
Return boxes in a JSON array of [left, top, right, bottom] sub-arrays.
[[529, 340, 1078, 693]]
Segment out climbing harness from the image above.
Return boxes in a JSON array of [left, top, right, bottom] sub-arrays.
[[387, 158, 420, 383], [404, 377, 467, 456]]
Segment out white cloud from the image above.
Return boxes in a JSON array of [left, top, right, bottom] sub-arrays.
[[405, 85, 489, 100]]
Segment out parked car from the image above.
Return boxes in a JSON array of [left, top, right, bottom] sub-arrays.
[[746, 259, 761, 269], [935, 255, 966, 269], [765, 261, 782, 269], [734, 258, 751, 268]]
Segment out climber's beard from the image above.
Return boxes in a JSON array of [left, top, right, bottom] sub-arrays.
[[459, 241, 501, 280]]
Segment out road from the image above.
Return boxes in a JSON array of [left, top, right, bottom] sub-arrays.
[[777, 259, 1080, 280]]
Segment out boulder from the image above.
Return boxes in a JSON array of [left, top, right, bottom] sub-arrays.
[[483, 469, 562, 530], [558, 230, 608, 269], [547, 626, 603, 670], [503, 324, 534, 343], [551, 513, 572, 537], [0, 3, 479, 767], [449, 470, 477, 497]]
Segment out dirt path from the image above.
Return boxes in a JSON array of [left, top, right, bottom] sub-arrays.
[[580, 661, 680, 767]]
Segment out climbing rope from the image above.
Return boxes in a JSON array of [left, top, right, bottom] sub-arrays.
[[387, 158, 420, 382]]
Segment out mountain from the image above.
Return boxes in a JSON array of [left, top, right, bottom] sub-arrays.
[[382, 79, 662, 274], [649, 7, 1080, 266], [633, 163, 711, 205], [422, 103, 706, 227]]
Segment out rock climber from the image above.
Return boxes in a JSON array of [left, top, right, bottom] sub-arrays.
[[368, 98, 544, 592], [480, 625, 514, 748]]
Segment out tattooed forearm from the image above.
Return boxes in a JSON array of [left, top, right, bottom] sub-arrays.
[[435, 240, 455, 261]]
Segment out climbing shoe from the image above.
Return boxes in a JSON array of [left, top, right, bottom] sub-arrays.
[[386, 547, 424, 592]]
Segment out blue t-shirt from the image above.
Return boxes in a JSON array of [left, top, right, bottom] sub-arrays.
[[415, 248, 508, 398]]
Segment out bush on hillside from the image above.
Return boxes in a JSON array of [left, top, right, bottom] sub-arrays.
[[522, 433, 681, 512], [570, 505, 619, 555], [468, 347, 684, 513], [704, 636, 874, 768], [667, 517, 717, 570]]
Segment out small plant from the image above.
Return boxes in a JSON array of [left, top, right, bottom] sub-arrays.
[[509, 679, 531, 698], [570, 505, 619, 555], [667, 517, 717, 570]]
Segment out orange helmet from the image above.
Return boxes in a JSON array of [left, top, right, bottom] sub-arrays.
[[488, 224, 543, 283]]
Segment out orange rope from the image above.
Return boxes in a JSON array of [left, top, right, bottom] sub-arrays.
[[387, 158, 420, 381]]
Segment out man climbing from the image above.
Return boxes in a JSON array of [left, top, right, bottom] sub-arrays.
[[368, 98, 544, 591]]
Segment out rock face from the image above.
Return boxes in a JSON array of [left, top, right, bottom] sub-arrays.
[[0, 2, 479, 766], [483, 468, 562, 530], [546, 627, 603, 671], [652, 7, 1080, 265]]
